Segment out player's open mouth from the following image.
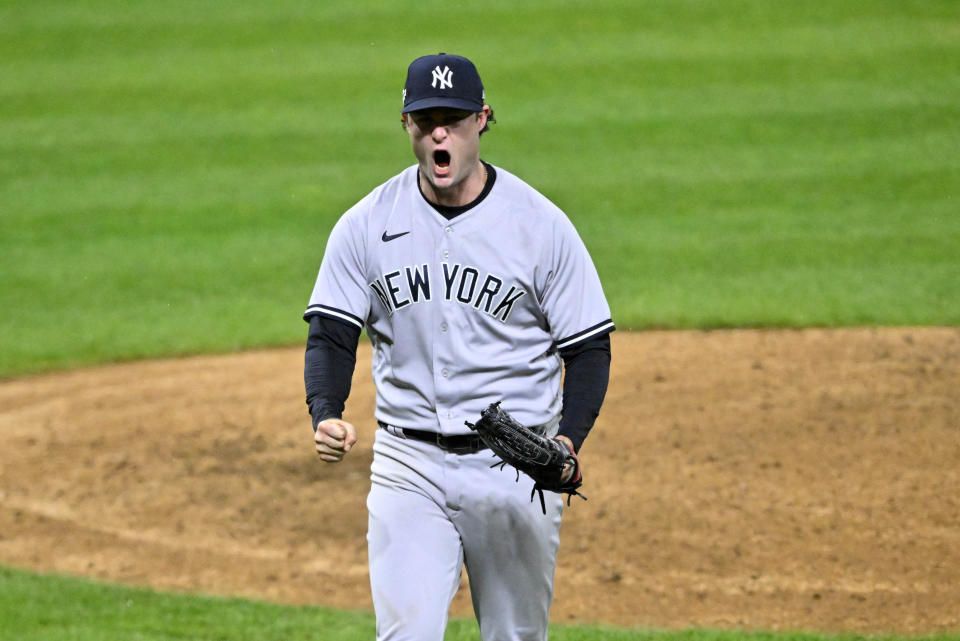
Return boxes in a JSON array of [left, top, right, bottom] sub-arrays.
[[433, 150, 451, 175]]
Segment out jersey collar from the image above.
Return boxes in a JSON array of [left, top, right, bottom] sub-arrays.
[[417, 161, 497, 221]]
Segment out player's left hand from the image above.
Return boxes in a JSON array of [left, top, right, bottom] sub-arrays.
[[554, 435, 579, 484]]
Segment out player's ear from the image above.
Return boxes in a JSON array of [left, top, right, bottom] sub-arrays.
[[477, 106, 490, 131]]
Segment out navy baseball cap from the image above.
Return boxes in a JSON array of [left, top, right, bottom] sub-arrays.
[[402, 53, 485, 114]]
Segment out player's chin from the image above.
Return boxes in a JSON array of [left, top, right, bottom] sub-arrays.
[[429, 173, 454, 190], [426, 166, 455, 189]]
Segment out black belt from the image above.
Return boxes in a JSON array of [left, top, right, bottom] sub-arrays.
[[379, 421, 488, 454]]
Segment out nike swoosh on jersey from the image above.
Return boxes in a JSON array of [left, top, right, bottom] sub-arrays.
[[381, 230, 411, 242]]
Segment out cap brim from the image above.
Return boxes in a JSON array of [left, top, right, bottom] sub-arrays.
[[402, 97, 483, 114]]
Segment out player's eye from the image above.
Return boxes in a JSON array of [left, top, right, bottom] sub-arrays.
[[413, 116, 435, 130], [445, 111, 472, 126]]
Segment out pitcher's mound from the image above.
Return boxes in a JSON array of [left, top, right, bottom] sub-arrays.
[[1, 328, 958, 634]]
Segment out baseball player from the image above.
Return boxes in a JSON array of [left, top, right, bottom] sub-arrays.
[[303, 53, 614, 641]]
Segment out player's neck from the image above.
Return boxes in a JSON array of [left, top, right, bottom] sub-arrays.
[[420, 161, 487, 208]]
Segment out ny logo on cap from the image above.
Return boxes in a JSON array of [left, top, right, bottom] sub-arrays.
[[431, 65, 453, 89]]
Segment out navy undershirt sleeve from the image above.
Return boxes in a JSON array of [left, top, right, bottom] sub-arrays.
[[556, 332, 612, 453], [304, 314, 361, 431]]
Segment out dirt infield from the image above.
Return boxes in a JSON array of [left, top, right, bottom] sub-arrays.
[[0, 329, 958, 634]]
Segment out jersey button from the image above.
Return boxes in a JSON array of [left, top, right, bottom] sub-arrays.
[[445, 226, 453, 234], [443, 250, 449, 258], [441, 322, 448, 332], [441, 368, 449, 377]]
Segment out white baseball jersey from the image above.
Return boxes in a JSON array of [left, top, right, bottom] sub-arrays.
[[305, 163, 614, 433]]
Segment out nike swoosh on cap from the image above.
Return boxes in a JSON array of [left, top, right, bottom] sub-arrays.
[[381, 230, 410, 242]]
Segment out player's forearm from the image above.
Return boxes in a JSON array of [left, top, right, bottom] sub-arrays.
[[557, 333, 611, 452], [304, 315, 361, 430]]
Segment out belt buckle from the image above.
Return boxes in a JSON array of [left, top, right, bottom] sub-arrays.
[[445, 435, 478, 455]]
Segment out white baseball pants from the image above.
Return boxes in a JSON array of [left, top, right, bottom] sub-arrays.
[[366, 427, 565, 641]]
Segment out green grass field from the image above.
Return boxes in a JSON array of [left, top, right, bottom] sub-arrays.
[[2, 566, 956, 641], [2, 0, 959, 638], [2, 0, 958, 377]]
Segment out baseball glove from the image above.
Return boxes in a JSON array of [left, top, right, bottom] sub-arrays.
[[465, 401, 586, 513]]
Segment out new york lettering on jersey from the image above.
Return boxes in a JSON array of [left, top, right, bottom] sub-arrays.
[[368, 262, 526, 322]]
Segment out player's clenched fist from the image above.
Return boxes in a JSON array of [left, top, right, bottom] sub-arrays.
[[314, 419, 357, 462]]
